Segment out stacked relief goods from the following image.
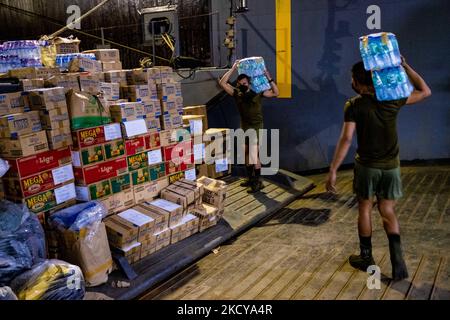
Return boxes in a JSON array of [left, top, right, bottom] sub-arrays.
[[0, 88, 76, 218]]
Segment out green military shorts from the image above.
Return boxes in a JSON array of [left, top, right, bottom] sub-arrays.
[[353, 162, 403, 200]]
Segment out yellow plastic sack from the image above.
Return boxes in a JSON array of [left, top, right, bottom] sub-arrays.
[[40, 44, 57, 68]]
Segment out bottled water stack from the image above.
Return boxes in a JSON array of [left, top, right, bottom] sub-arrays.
[[0, 40, 43, 73], [359, 32, 413, 101], [237, 57, 271, 93], [56, 53, 97, 71], [372, 66, 414, 102]]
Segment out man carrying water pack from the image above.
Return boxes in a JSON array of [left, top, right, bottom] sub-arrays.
[[219, 60, 279, 193], [326, 57, 431, 280]]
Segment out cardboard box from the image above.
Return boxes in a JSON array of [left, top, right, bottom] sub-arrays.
[[110, 173, 131, 194], [168, 171, 185, 184], [101, 188, 135, 215], [156, 66, 174, 83], [197, 176, 227, 208], [118, 207, 155, 242], [22, 182, 76, 214], [71, 145, 105, 167], [54, 37, 80, 54], [39, 106, 70, 129], [112, 240, 141, 265], [8, 67, 59, 80], [44, 74, 79, 93], [110, 102, 146, 122], [99, 82, 120, 100], [162, 100, 183, 114], [102, 61, 123, 72], [182, 213, 200, 236], [174, 179, 204, 204], [72, 123, 122, 149], [104, 70, 127, 86], [46, 127, 73, 150], [74, 157, 128, 185], [145, 116, 162, 132], [190, 203, 219, 232], [5, 147, 72, 179], [140, 235, 157, 259], [72, 57, 102, 73], [3, 163, 74, 198], [162, 141, 192, 162], [66, 90, 111, 130], [125, 135, 148, 156], [76, 179, 112, 201], [141, 99, 161, 117], [133, 177, 167, 204], [126, 68, 160, 85], [26, 87, 67, 110], [0, 130, 49, 158], [103, 139, 126, 160], [161, 184, 196, 210], [79, 73, 100, 95], [183, 105, 207, 118], [84, 49, 120, 62], [165, 159, 188, 176], [161, 111, 183, 130], [138, 204, 169, 234], [143, 198, 183, 228], [131, 167, 150, 186], [0, 92, 25, 116], [127, 151, 148, 171], [159, 129, 191, 147], [196, 164, 208, 179], [149, 163, 166, 181], [170, 219, 188, 244], [121, 119, 148, 139], [105, 215, 139, 248], [154, 228, 171, 251], [144, 131, 161, 150], [0, 111, 42, 139], [157, 83, 180, 102], [20, 79, 45, 92], [121, 84, 155, 102]]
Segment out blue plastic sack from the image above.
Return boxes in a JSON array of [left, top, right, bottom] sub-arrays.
[[0, 201, 46, 286]]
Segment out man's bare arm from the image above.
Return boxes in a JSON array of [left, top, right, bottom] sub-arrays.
[[262, 69, 279, 98], [219, 60, 239, 96], [403, 57, 432, 105]]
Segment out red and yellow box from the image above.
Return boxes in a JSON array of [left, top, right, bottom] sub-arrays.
[[5, 147, 72, 179], [72, 123, 122, 149], [74, 157, 128, 185]]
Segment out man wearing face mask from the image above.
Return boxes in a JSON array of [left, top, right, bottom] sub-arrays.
[[219, 59, 279, 193], [326, 58, 431, 280]]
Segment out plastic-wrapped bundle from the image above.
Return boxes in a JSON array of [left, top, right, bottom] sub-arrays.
[[372, 66, 414, 101], [0, 158, 10, 178], [10, 260, 85, 300], [55, 53, 96, 70], [250, 74, 271, 93], [49, 202, 112, 287], [0, 201, 46, 286], [237, 57, 270, 93], [359, 32, 402, 71], [0, 286, 18, 300]]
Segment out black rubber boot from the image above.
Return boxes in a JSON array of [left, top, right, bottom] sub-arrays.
[[388, 234, 409, 281], [247, 168, 263, 194], [240, 165, 254, 187], [349, 236, 376, 272]]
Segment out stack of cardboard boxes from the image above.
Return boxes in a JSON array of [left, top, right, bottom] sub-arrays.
[[1, 147, 76, 216], [26, 87, 73, 150], [71, 123, 134, 215]]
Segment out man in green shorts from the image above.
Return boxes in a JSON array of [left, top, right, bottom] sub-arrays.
[[326, 57, 431, 280], [219, 60, 279, 193]]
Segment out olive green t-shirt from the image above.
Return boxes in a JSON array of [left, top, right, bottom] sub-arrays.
[[344, 94, 407, 169], [233, 88, 264, 130]]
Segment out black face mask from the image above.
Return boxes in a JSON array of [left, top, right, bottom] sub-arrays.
[[239, 85, 249, 94]]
